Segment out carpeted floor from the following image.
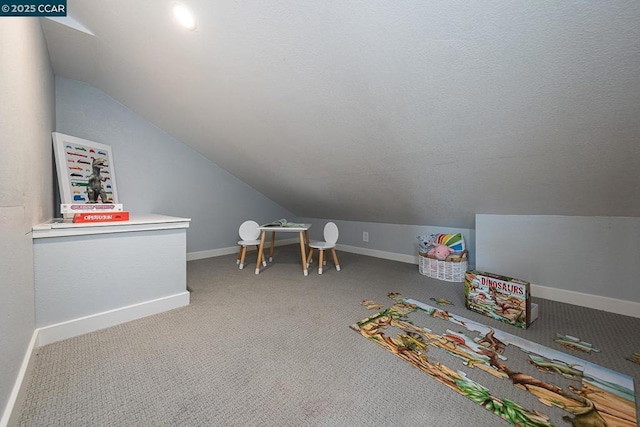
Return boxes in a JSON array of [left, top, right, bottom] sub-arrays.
[[14, 245, 640, 426]]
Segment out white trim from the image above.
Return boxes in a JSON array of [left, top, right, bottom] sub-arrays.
[[336, 244, 418, 265], [338, 244, 637, 318], [336, 244, 478, 270], [194, 242, 638, 318], [187, 247, 238, 260], [36, 292, 190, 346], [187, 238, 299, 261], [1, 292, 190, 424], [530, 283, 640, 319], [0, 331, 38, 427], [32, 214, 190, 239], [2, 251, 636, 426]]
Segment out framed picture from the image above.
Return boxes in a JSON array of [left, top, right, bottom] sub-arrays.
[[52, 132, 119, 205]]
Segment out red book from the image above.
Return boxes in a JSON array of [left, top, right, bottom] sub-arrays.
[[73, 211, 130, 223]]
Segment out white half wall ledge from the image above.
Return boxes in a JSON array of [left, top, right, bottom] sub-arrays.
[[32, 214, 190, 239]]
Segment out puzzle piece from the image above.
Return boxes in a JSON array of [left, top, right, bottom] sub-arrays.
[[430, 297, 454, 307], [361, 300, 383, 310], [626, 353, 640, 365], [553, 333, 600, 354]]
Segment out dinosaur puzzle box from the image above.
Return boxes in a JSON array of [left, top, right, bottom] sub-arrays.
[[464, 270, 536, 329]]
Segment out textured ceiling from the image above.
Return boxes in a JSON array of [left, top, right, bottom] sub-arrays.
[[41, 1, 640, 228]]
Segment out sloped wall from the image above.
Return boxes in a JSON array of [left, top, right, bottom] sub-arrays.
[[55, 77, 294, 253]]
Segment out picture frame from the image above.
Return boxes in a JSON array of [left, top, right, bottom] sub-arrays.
[[52, 132, 119, 205]]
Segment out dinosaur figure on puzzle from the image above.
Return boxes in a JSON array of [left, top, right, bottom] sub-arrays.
[[87, 157, 109, 203]]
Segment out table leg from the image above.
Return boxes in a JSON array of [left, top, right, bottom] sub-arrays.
[[299, 231, 308, 276], [269, 231, 276, 262], [255, 230, 267, 274]]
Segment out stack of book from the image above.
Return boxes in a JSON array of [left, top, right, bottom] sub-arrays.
[[61, 203, 129, 223]]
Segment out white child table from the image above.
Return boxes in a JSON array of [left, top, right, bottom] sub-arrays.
[[254, 224, 311, 276]]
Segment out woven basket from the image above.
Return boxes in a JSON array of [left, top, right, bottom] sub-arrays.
[[419, 250, 468, 282]]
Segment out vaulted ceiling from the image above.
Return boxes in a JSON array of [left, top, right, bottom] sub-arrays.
[[41, 1, 640, 228]]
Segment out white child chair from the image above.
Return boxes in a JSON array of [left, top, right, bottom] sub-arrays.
[[237, 220, 267, 270], [306, 222, 341, 274]]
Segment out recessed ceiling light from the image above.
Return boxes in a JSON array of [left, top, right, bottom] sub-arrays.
[[173, 3, 196, 30]]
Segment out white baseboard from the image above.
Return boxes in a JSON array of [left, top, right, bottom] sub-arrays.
[[1, 331, 38, 427], [36, 292, 191, 347], [1, 292, 190, 426], [336, 244, 419, 265], [530, 283, 640, 319], [337, 244, 637, 318], [188, 242, 638, 318], [187, 238, 299, 261], [187, 246, 238, 260], [3, 249, 636, 426]]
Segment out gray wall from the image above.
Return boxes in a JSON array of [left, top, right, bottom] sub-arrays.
[[34, 228, 187, 327], [0, 18, 55, 420], [55, 77, 294, 253], [297, 217, 475, 267], [475, 214, 639, 303]]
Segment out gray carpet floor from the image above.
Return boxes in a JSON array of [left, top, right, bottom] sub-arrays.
[[14, 245, 640, 426]]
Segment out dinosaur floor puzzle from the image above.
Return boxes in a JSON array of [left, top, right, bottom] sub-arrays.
[[350, 293, 637, 427]]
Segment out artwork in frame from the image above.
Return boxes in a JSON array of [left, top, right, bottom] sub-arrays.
[[52, 132, 119, 205]]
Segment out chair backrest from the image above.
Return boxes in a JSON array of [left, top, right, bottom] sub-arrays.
[[239, 220, 260, 241], [323, 222, 339, 244]]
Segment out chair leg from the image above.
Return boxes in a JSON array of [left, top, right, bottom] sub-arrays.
[[307, 248, 314, 268], [269, 231, 276, 262], [236, 247, 242, 265], [239, 246, 247, 269], [331, 248, 340, 271], [257, 245, 267, 267], [318, 250, 324, 274]]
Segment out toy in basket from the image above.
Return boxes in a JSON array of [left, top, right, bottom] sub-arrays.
[[417, 233, 468, 282]]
